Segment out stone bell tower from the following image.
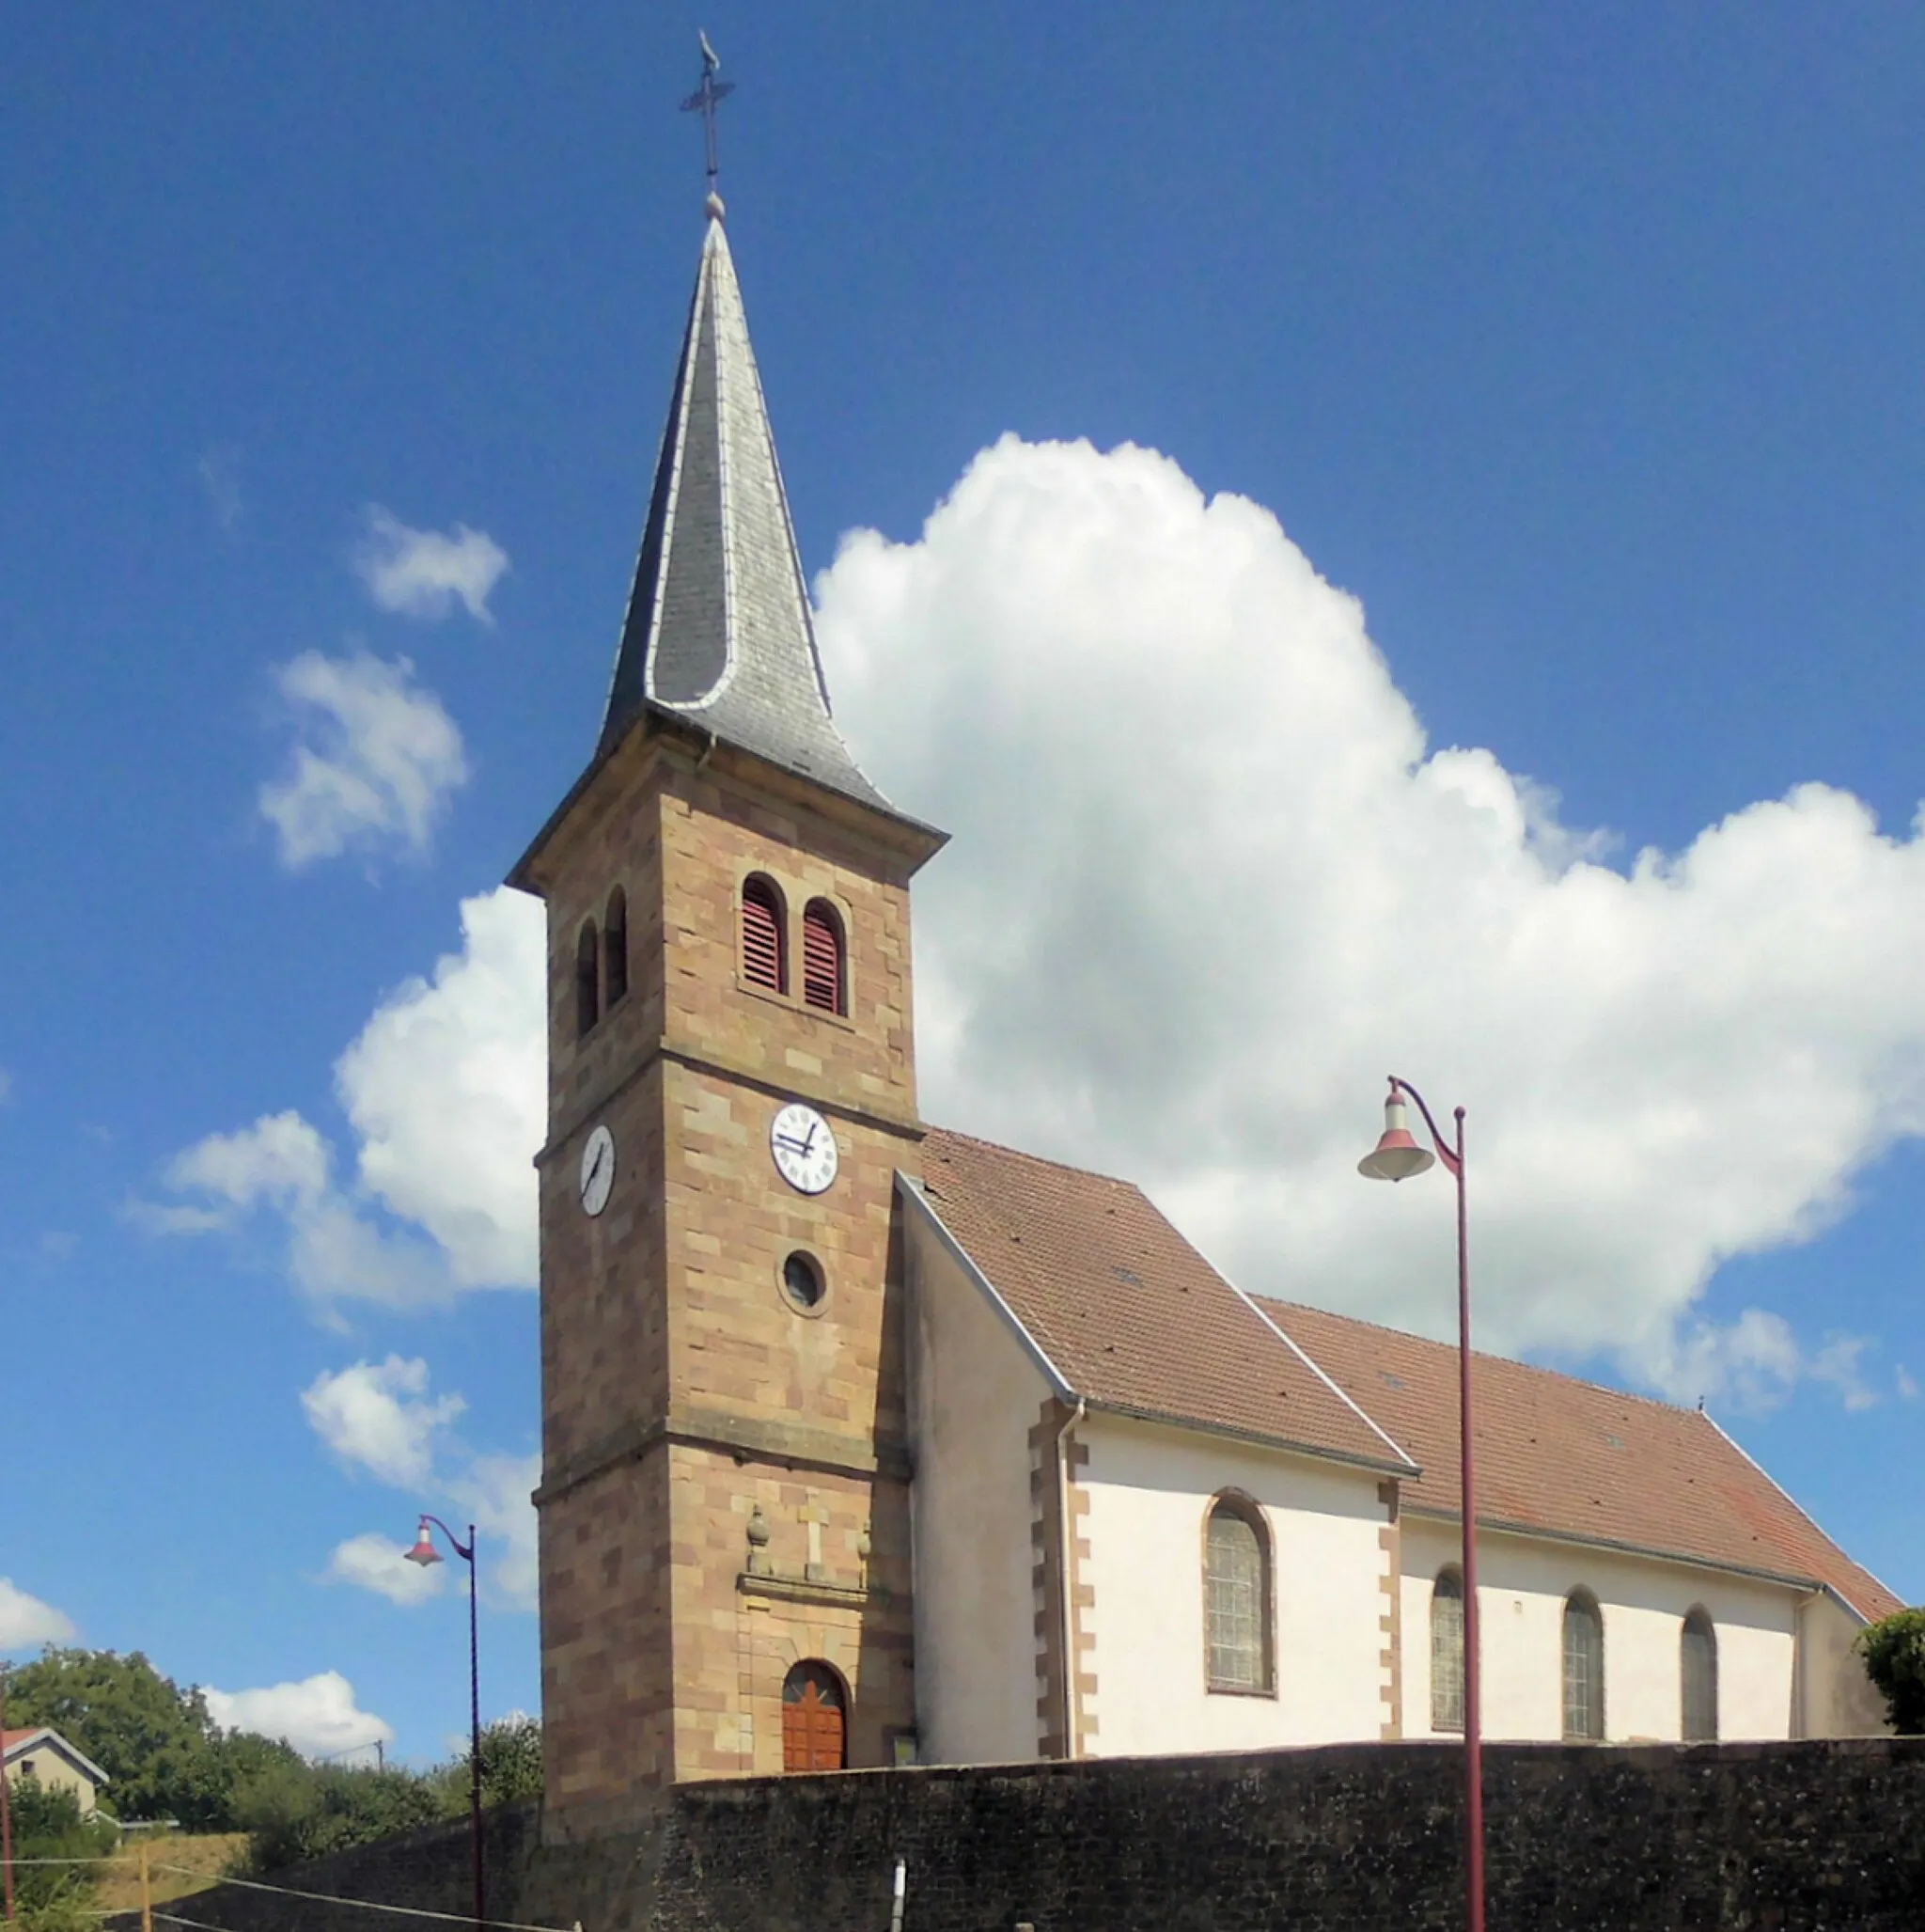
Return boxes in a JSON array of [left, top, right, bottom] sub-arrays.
[[508, 192, 945, 1837]]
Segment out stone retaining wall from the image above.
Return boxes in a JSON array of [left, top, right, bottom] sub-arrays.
[[137, 1737, 1925, 1932]]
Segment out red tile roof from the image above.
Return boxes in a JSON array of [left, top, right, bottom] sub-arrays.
[[916, 1126, 1902, 1623], [916, 1129, 1410, 1474], [1277, 1301, 1903, 1622]]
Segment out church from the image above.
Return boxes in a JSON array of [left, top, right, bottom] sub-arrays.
[[506, 186, 1896, 1840]]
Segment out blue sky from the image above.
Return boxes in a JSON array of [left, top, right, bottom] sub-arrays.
[[6, 5, 1925, 1765]]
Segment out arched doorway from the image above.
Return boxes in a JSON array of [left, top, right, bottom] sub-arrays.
[[782, 1660, 847, 1772]]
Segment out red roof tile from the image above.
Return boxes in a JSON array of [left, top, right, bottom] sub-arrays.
[[1276, 1300, 1903, 1621], [916, 1129, 1409, 1474], [917, 1126, 1902, 1623]]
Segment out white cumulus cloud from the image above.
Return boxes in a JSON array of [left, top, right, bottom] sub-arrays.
[[0, 1579, 77, 1651], [149, 1110, 450, 1308], [166, 1109, 330, 1211], [323, 1531, 447, 1607], [143, 889, 541, 1312], [152, 436, 1925, 1416], [811, 434, 1925, 1406], [355, 508, 509, 624], [203, 1672, 392, 1759], [302, 1359, 536, 1612], [303, 1358, 466, 1488], [335, 887, 545, 1289], [259, 651, 468, 870], [444, 1452, 541, 1612]]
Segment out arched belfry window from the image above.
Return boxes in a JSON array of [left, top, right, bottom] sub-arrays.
[[742, 876, 786, 994], [802, 899, 845, 1015], [603, 887, 629, 1008], [1562, 1591, 1604, 1741], [1204, 1497, 1271, 1693], [575, 919, 600, 1039], [1431, 1567, 1465, 1734], [1682, 1609, 1718, 1742]]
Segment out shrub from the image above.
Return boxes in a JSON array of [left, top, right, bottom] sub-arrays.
[[5, 1779, 119, 1927], [1855, 1607, 1925, 1734]]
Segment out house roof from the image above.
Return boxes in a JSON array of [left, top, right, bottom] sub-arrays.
[[1276, 1300, 1904, 1622], [3, 1726, 111, 1787], [914, 1129, 1415, 1476], [599, 208, 892, 815], [916, 1126, 1902, 1623]]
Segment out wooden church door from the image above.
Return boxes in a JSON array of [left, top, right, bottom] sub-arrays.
[[782, 1660, 847, 1771]]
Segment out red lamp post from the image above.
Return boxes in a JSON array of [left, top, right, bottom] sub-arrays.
[[404, 1516, 484, 1932], [1359, 1076, 1484, 1932]]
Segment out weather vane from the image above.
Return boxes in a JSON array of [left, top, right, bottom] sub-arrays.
[[681, 31, 735, 209]]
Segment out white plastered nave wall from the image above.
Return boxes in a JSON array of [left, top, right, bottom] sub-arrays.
[[1398, 1516, 1802, 1743], [901, 1194, 1053, 1767], [1076, 1413, 1393, 1756], [1796, 1586, 1892, 1737]]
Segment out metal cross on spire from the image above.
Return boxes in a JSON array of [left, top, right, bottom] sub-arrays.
[[681, 31, 735, 211]]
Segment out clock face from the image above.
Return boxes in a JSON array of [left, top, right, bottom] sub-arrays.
[[578, 1124, 616, 1217], [771, 1102, 838, 1195]]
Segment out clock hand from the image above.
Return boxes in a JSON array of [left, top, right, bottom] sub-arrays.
[[581, 1146, 606, 1195]]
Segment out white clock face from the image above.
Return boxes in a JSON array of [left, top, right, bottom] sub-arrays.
[[771, 1103, 838, 1195], [578, 1124, 616, 1217]]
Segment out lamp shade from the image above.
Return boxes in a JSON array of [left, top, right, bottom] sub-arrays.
[[1358, 1090, 1435, 1183], [403, 1518, 445, 1567]]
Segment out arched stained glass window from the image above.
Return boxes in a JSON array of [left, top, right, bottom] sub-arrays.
[[1682, 1609, 1717, 1742], [1562, 1592, 1604, 1741], [1204, 1499, 1270, 1692], [1431, 1567, 1465, 1734]]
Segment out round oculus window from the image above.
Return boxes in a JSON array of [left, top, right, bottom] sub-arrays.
[[782, 1251, 825, 1312]]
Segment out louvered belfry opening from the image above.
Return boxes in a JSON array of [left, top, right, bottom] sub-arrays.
[[742, 875, 786, 993], [802, 899, 844, 1014], [603, 887, 629, 1007], [575, 919, 600, 1038]]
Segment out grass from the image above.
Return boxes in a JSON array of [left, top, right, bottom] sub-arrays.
[[92, 1833, 251, 1912]]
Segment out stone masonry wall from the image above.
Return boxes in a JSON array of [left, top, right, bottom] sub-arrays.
[[152, 1738, 1925, 1932], [525, 724, 932, 1827]]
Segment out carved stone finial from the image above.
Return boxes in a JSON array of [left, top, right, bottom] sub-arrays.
[[744, 1501, 772, 1573]]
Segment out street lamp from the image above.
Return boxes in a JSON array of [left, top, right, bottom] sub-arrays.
[[404, 1516, 484, 1932], [1359, 1076, 1484, 1932]]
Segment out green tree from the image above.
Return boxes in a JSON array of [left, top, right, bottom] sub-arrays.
[[5, 1777, 119, 1930], [1856, 1607, 1925, 1734], [471, 1716, 542, 1808], [233, 1762, 454, 1871], [4, 1648, 228, 1826]]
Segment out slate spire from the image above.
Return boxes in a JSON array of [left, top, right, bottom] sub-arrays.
[[600, 204, 889, 811]]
